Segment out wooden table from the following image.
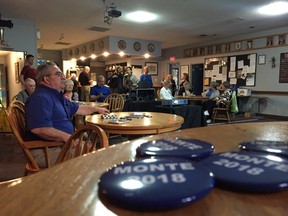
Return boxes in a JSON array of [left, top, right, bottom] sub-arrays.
[[78, 101, 109, 108], [1, 121, 288, 216], [74, 102, 109, 128], [85, 112, 184, 135], [176, 95, 209, 104]]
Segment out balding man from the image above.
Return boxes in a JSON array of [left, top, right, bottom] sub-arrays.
[[78, 66, 93, 101], [90, 75, 111, 102], [25, 62, 109, 167]]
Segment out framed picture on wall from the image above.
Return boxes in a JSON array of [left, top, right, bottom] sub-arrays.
[[258, 54, 266, 65], [180, 65, 189, 79], [266, 36, 273, 46], [278, 34, 286, 45], [145, 62, 158, 75]]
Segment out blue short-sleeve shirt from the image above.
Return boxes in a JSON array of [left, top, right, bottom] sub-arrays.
[[25, 85, 79, 140], [90, 85, 111, 102]]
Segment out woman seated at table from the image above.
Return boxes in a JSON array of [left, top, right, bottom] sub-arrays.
[[201, 81, 220, 99], [203, 81, 232, 121], [179, 81, 194, 96], [63, 79, 76, 100], [160, 79, 173, 100]]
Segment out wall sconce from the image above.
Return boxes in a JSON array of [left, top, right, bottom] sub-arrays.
[[270, 56, 276, 68]]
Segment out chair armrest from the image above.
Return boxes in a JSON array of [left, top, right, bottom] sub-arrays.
[[24, 140, 65, 149]]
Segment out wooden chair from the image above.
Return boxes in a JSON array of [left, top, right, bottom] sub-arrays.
[[103, 93, 125, 141], [104, 93, 125, 112], [9, 100, 25, 112], [56, 124, 109, 163], [212, 99, 232, 123], [6, 101, 64, 175]]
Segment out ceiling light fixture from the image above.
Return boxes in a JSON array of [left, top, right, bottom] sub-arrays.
[[90, 54, 97, 59], [103, 51, 110, 57], [126, 11, 157, 23], [258, 1, 288, 15]]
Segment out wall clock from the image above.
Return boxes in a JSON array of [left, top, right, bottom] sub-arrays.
[[148, 43, 155, 52], [118, 40, 126, 50], [134, 42, 141, 51]]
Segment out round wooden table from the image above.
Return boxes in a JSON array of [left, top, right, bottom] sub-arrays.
[[0, 122, 288, 216], [85, 112, 184, 135], [74, 102, 109, 128]]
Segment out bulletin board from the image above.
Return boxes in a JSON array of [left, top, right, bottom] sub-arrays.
[[204, 53, 256, 87]]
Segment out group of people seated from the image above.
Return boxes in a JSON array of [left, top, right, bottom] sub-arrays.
[[158, 74, 233, 124], [202, 81, 232, 123], [160, 72, 194, 100]]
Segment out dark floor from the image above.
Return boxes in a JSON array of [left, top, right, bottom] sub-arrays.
[[0, 114, 281, 182]]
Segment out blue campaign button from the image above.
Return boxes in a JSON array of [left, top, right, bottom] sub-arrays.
[[239, 140, 288, 158], [136, 138, 214, 160], [98, 158, 214, 211], [198, 151, 288, 193]]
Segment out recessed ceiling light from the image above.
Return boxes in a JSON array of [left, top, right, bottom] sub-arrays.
[[258, 1, 288, 15], [126, 11, 157, 23]]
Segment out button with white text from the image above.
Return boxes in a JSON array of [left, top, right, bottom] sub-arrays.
[[198, 151, 288, 192], [239, 140, 288, 158], [136, 138, 214, 160], [98, 158, 214, 211]]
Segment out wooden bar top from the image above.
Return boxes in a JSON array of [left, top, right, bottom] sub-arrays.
[[0, 121, 288, 216]]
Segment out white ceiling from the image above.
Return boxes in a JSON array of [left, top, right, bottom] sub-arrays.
[[1, 0, 288, 51]]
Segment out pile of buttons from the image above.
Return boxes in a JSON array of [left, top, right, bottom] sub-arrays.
[[98, 138, 288, 211]]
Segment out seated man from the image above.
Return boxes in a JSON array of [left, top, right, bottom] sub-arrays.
[[16, 78, 36, 103], [203, 81, 232, 122], [90, 75, 111, 102], [25, 62, 109, 167], [160, 79, 173, 100]]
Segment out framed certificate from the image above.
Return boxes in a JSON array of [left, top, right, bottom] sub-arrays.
[[258, 55, 266, 65]]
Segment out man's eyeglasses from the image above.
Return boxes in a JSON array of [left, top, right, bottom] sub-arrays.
[[48, 72, 64, 78]]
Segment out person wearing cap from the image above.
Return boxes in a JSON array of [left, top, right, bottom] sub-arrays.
[[201, 81, 220, 99]]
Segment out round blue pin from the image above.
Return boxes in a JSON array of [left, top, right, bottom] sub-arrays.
[[239, 140, 288, 158], [198, 151, 288, 193], [136, 138, 214, 160], [98, 158, 214, 211]]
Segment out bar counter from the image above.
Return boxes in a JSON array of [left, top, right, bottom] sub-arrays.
[[0, 121, 288, 216]]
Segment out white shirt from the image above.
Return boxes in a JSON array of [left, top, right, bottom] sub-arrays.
[[160, 87, 173, 100]]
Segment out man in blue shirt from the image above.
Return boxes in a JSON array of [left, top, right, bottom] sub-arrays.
[[25, 62, 109, 166], [139, 66, 153, 88], [90, 75, 111, 102]]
